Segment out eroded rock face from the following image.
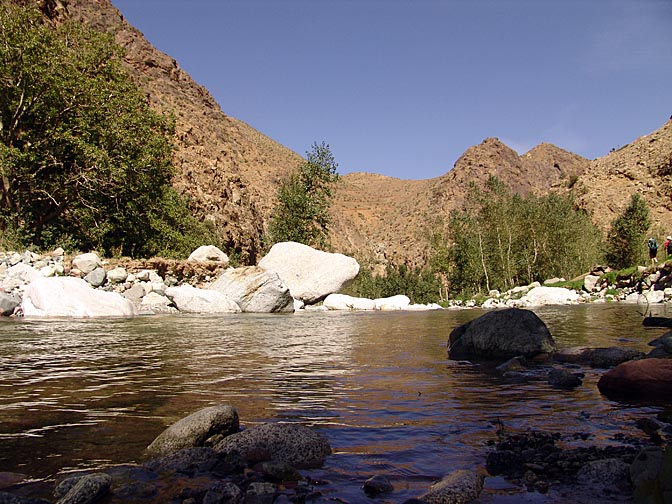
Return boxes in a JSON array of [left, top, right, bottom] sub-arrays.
[[258, 242, 360, 304], [597, 358, 672, 399], [448, 308, 556, 361], [213, 423, 331, 469]]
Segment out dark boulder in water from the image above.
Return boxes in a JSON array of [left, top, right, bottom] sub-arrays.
[[448, 308, 556, 361]]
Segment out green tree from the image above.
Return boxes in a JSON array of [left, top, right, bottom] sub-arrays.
[[445, 176, 602, 296], [267, 141, 339, 249], [0, 3, 212, 257], [605, 193, 651, 269]]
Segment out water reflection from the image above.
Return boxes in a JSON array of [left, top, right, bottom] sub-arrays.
[[0, 305, 666, 500]]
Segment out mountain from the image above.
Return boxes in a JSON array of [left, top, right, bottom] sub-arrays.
[[576, 119, 672, 233], [31, 1, 672, 268]]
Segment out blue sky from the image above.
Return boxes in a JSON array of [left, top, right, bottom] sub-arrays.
[[111, 0, 672, 180]]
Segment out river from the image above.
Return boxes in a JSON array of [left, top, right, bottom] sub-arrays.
[[0, 303, 669, 501]]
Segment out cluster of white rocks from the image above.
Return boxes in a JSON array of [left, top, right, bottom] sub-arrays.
[[447, 263, 672, 309], [0, 242, 440, 318]]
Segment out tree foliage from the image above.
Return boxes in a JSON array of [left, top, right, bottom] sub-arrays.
[[266, 141, 339, 249], [0, 3, 215, 257], [605, 193, 651, 269], [443, 176, 602, 296], [344, 263, 442, 305]]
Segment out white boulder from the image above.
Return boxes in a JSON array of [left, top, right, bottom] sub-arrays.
[[323, 293, 376, 311], [375, 295, 411, 310], [209, 266, 294, 312], [522, 286, 580, 306], [258, 242, 359, 304], [72, 252, 102, 275], [188, 245, 229, 264], [22, 277, 137, 318], [165, 284, 241, 313]]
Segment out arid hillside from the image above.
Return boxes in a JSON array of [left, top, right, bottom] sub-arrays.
[[37, 0, 672, 268]]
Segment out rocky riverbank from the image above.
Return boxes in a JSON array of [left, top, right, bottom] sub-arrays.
[[3, 246, 672, 319], [0, 243, 442, 317]]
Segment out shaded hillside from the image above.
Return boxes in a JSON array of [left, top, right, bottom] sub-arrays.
[[55, 0, 302, 263], [577, 119, 672, 234]]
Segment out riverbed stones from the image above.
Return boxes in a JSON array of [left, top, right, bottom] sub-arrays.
[[164, 284, 241, 313], [597, 358, 672, 399], [21, 277, 137, 318], [448, 308, 556, 361], [209, 266, 294, 312], [258, 241, 359, 304], [146, 405, 240, 458], [83, 266, 106, 287], [71, 252, 102, 275], [0, 292, 19, 316], [420, 469, 484, 504], [213, 423, 331, 469]]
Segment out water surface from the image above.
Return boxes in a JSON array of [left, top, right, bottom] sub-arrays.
[[0, 304, 668, 501]]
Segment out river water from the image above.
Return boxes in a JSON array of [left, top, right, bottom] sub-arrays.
[[0, 304, 669, 501]]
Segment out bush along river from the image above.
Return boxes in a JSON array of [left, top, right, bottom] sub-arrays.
[[0, 304, 671, 503]]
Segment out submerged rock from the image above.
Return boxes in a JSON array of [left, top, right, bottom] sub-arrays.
[[420, 469, 484, 504]]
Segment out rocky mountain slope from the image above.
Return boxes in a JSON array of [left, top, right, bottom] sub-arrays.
[[36, 0, 672, 268]]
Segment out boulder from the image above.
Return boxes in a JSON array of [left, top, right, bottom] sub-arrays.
[[420, 469, 484, 504], [71, 252, 102, 275], [146, 405, 239, 458], [209, 266, 293, 313], [106, 267, 128, 284], [187, 245, 229, 264], [448, 308, 556, 361], [213, 423, 331, 469], [83, 266, 106, 287], [374, 295, 410, 310], [21, 277, 137, 318], [362, 475, 393, 496], [258, 242, 359, 304], [54, 473, 112, 504], [521, 286, 580, 306], [583, 274, 601, 293], [164, 285, 241, 314], [548, 367, 583, 388], [576, 458, 629, 485], [597, 358, 672, 399], [323, 293, 376, 311], [141, 292, 176, 314], [589, 347, 644, 368], [0, 292, 19, 316]]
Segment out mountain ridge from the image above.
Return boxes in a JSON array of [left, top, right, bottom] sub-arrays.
[[30, 0, 672, 268]]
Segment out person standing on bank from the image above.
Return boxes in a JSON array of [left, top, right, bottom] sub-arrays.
[[664, 236, 672, 259], [648, 237, 659, 266]]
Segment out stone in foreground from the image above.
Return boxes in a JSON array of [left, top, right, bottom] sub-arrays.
[[448, 308, 556, 361], [597, 358, 672, 399], [258, 242, 359, 304], [420, 469, 484, 504], [22, 277, 137, 318], [146, 405, 239, 458], [213, 423, 331, 469]]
